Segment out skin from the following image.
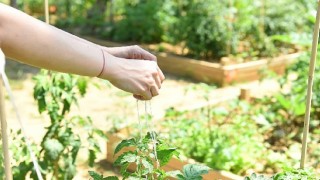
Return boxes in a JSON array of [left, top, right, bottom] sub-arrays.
[[0, 3, 165, 100]]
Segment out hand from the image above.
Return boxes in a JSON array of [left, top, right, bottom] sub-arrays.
[[99, 52, 162, 100], [104, 45, 156, 61], [102, 46, 165, 100], [103, 45, 164, 82]]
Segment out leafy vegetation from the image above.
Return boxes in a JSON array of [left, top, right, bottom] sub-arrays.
[[0, 71, 106, 179], [245, 168, 318, 180], [89, 132, 210, 180], [159, 48, 320, 176], [3, 0, 316, 60], [104, 0, 315, 60], [161, 102, 267, 175], [110, 0, 165, 43]]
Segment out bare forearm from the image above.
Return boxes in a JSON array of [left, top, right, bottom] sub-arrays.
[[0, 3, 103, 77]]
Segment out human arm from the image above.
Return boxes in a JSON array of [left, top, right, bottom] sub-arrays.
[[0, 3, 164, 100]]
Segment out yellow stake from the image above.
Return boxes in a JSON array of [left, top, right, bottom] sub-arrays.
[[300, 0, 320, 169]]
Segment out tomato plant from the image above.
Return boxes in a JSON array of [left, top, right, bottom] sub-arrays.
[[89, 131, 210, 180], [0, 70, 106, 179], [245, 168, 317, 180]]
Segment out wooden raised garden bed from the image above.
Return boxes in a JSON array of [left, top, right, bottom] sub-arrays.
[[106, 130, 243, 180], [156, 52, 300, 86], [85, 37, 301, 86]]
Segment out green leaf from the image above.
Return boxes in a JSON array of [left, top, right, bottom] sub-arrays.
[[141, 157, 153, 174], [166, 170, 183, 178], [127, 177, 140, 180], [104, 176, 119, 180], [94, 129, 108, 140], [119, 163, 130, 178], [275, 94, 290, 110], [114, 151, 137, 166], [88, 149, 96, 167], [181, 164, 210, 180], [244, 173, 270, 180], [157, 146, 178, 167], [114, 138, 136, 155], [88, 171, 102, 179], [77, 77, 88, 96], [43, 139, 64, 161]]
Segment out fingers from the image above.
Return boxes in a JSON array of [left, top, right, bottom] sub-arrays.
[[139, 47, 157, 61], [157, 66, 165, 82], [153, 72, 162, 90], [133, 94, 144, 100], [150, 86, 159, 97], [138, 89, 153, 100], [133, 86, 159, 101], [131, 45, 157, 61]]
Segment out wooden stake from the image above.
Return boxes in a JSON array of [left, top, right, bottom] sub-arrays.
[[0, 75, 12, 180], [45, 0, 49, 24], [300, 0, 320, 169]]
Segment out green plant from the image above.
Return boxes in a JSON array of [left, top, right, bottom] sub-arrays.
[[165, 0, 312, 60], [162, 101, 267, 175], [245, 168, 318, 180], [3, 70, 106, 179], [31, 71, 106, 179], [253, 49, 320, 162], [110, 0, 166, 43], [89, 132, 210, 179]]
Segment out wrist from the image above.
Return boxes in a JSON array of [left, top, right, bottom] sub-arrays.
[[97, 47, 106, 78], [96, 50, 117, 81]]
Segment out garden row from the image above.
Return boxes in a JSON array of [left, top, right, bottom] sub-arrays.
[[104, 49, 320, 179], [86, 37, 300, 86], [17, 0, 315, 62], [100, 0, 314, 62]]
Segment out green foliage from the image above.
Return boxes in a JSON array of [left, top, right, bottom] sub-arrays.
[[111, 0, 165, 43], [2, 70, 106, 179], [43, 139, 64, 161], [162, 101, 266, 175], [94, 131, 209, 179], [17, 0, 315, 60], [89, 171, 119, 180], [177, 164, 210, 180], [162, 0, 313, 60], [245, 168, 318, 180], [113, 132, 178, 179]]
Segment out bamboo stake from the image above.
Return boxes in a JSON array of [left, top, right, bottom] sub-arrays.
[[44, 0, 49, 24], [300, 0, 320, 169], [0, 75, 12, 180]]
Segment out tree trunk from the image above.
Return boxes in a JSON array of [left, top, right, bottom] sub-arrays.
[[65, 0, 71, 18], [10, 0, 17, 8]]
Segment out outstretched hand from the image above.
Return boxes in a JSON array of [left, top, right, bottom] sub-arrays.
[[104, 45, 156, 61], [102, 46, 165, 100]]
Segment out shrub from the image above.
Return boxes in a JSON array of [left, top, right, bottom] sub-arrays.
[[111, 0, 165, 43]]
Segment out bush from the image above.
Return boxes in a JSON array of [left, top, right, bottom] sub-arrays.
[[162, 102, 267, 175], [165, 0, 314, 60], [110, 0, 165, 43]]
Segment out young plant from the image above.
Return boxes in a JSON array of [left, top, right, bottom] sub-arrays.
[[162, 101, 266, 175], [89, 132, 210, 180], [245, 168, 318, 180], [4, 70, 107, 179]]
